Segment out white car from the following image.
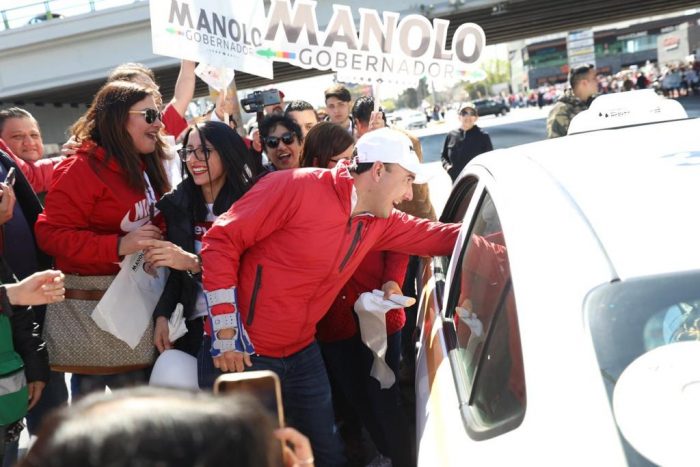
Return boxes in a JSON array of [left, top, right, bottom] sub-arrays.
[[393, 110, 428, 130], [414, 92, 700, 466]]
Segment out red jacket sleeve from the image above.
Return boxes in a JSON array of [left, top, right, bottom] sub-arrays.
[[200, 173, 298, 315], [162, 104, 188, 139], [34, 157, 120, 264], [0, 138, 63, 193], [374, 210, 461, 257]]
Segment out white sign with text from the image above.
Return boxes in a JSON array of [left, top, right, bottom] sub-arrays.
[[150, 0, 273, 79]]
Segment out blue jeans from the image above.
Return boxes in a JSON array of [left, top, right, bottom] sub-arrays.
[[25, 371, 69, 434], [198, 337, 346, 467], [321, 331, 412, 467], [73, 369, 150, 397]]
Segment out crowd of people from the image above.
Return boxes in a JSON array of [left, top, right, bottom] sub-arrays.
[[0, 58, 465, 467], [2, 51, 693, 466]]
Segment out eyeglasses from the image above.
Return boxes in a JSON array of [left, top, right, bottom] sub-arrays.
[[177, 146, 214, 162], [264, 132, 295, 149], [128, 108, 163, 124], [460, 110, 477, 117]]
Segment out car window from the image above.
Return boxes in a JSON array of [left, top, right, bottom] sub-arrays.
[[446, 190, 526, 439], [586, 271, 700, 466], [432, 177, 479, 305]]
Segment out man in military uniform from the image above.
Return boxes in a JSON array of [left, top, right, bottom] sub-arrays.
[[546, 64, 598, 138]]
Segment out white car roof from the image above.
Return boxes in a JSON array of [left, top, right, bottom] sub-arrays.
[[473, 117, 700, 280]]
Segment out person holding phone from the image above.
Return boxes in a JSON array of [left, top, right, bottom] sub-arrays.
[[35, 80, 171, 394], [19, 387, 314, 467], [0, 144, 59, 460]]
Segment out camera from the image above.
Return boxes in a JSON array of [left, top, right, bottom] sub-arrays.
[[241, 89, 282, 113]]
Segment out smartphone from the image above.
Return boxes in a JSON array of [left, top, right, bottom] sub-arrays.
[[5, 167, 15, 187], [214, 370, 285, 428]]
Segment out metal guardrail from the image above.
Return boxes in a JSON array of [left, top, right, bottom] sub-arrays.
[[0, 0, 140, 31]]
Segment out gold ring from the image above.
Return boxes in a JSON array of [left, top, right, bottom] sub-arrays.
[[297, 457, 314, 465]]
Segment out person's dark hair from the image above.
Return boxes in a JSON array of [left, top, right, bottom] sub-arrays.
[[259, 114, 303, 142], [351, 96, 375, 125], [19, 387, 282, 467], [0, 107, 35, 134], [324, 84, 351, 103], [284, 100, 316, 117], [569, 64, 595, 88], [180, 121, 258, 220], [300, 122, 354, 168], [348, 161, 396, 176], [107, 62, 157, 84], [70, 80, 170, 195]]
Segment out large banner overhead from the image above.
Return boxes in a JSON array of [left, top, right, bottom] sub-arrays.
[[261, 0, 486, 85], [150, 0, 274, 79], [150, 0, 486, 84]]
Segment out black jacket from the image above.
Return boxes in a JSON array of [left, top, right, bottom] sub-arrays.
[[0, 258, 49, 384], [153, 181, 205, 356], [440, 125, 493, 182], [0, 151, 50, 383], [0, 151, 51, 272]]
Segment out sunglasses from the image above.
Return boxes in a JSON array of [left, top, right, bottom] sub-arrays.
[[177, 146, 213, 162], [264, 131, 295, 149], [460, 110, 477, 117], [128, 108, 163, 124]]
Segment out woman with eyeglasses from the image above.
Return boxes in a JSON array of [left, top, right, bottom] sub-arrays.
[[138, 121, 258, 359], [34, 80, 171, 394], [259, 115, 303, 171], [301, 122, 412, 467]]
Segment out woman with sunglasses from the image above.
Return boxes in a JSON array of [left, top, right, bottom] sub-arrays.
[[139, 121, 257, 359], [259, 115, 303, 171], [301, 122, 412, 467], [34, 80, 171, 394]]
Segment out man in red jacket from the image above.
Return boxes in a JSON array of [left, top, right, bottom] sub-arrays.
[[199, 128, 460, 466]]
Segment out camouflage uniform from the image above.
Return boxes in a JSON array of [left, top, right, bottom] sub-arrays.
[[546, 91, 590, 138]]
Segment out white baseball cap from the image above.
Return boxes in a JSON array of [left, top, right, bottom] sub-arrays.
[[354, 128, 429, 184]]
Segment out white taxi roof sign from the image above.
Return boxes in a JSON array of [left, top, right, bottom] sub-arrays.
[[568, 89, 688, 135]]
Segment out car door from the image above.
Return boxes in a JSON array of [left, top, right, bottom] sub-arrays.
[[416, 171, 526, 466]]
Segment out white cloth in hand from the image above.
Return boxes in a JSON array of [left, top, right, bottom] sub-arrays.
[[354, 291, 410, 389], [168, 303, 188, 342]]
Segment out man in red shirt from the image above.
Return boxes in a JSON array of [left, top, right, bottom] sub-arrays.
[[199, 128, 460, 465]]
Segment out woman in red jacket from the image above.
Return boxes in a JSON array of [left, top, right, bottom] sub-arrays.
[[301, 122, 412, 467], [35, 80, 170, 394]]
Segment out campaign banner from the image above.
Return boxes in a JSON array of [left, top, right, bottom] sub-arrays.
[[260, 0, 486, 85], [150, 0, 274, 79]]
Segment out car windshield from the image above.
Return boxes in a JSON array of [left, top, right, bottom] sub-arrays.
[[586, 270, 700, 466]]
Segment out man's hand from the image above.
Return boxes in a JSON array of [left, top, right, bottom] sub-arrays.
[[275, 427, 315, 467], [6, 270, 65, 306], [140, 239, 199, 272], [154, 316, 172, 353], [0, 182, 16, 225], [381, 280, 402, 300], [118, 224, 163, 256], [27, 381, 45, 410], [212, 328, 252, 372]]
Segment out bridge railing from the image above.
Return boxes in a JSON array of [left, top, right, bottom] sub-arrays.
[[0, 0, 141, 31]]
